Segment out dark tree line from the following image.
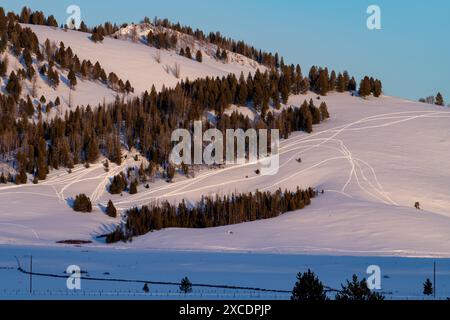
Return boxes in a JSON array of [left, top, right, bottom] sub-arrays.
[[146, 30, 177, 49], [106, 187, 316, 243], [48, 39, 133, 93], [419, 93, 446, 106], [18, 6, 58, 27], [359, 76, 383, 98]]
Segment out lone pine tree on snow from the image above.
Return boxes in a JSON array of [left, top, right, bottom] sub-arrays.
[[180, 277, 193, 294], [423, 278, 433, 296], [435, 92, 444, 106], [73, 194, 92, 212], [106, 200, 117, 218]]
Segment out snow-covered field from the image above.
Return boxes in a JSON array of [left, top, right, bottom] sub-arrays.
[[2, 245, 450, 300]]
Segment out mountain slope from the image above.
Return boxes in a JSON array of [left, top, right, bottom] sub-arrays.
[[26, 24, 264, 104], [1, 92, 449, 257]]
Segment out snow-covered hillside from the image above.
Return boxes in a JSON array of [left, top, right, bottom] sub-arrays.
[[1, 92, 449, 258], [1, 50, 117, 118], [24, 24, 263, 109]]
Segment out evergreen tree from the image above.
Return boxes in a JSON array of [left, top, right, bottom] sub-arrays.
[[143, 283, 150, 293], [129, 179, 138, 194], [319, 102, 330, 120], [291, 269, 328, 302], [335, 275, 384, 301], [185, 46, 192, 59], [166, 164, 176, 182], [180, 277, 193, 294], [125, 80, 133, 94], [195, 50, 203, 63], [237, 73, 248, 105], [435, 92, 444, 106], [0, 172, 6, 184], [6, 71, 22, 101], [0, 56, 8, 77], [221, 50, 228, 62], [68, 69, 77, 89], [348, 77, 357, 91], [318, 69, 329, 96], [86, 135, 99, 163], [47, 67, 60, 88], [329, 70, 337, 92], [337, 73, 347, 92], [359, 76, 372, 97], [36, 137, 48, 180], [109, 173, 127, 194], [106, 200, 117, 218], [423, 278, 433, 296], [91, 30, 104, 43], [373, 79, 382, 97], [300, 101, 313, 133], [215, 47, 221, 60], [73, 194, 92, 212], [15, 168, 28, 185]]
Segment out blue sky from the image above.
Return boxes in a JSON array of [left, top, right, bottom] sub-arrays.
[[2, 0, 449, 101]]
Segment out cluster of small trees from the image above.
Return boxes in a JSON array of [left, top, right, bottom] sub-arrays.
[[45, 39, 133, 93], [147, 31, 177, 49], [87, 21, 123, 43], [179, 46, 192, 59], [291, 269, 384, 301], [109, 172, 128, 194], [5, 71, 22, 100], [18, 6, 58, 27], [90, 29, 104, 43], [0, 172, 13, 184], [291, 269, 439, 301], [179, 46, 202, 63], [419, 92, 446, 106], [106, 187, 316, 243], [73, 194, 92, 212], [109, 163, 158, 194], [215, 47, 228, 62], [359, 76, 383, 98]]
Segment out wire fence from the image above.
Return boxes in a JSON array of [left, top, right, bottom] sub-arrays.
[[0, 288, 290, 298], [14, 255, 293, 296], [9, 256, 407, 299]]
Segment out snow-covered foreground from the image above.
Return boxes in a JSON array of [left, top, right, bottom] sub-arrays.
[[1, 93, 449, 258], [1, 245, 449, 300]]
